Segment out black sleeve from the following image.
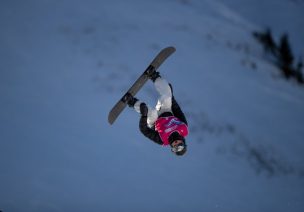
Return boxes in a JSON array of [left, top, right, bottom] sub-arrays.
[[139, 115, 163, 145], [171, 97, 188, 126]]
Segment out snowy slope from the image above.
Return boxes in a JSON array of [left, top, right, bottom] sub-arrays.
[[0, 0, 304, 211]]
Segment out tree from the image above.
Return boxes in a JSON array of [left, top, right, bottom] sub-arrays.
[[295, 59, 303, 83], [253, 28, 276, 55], [253, 29, 303, 85], [278, 34, 294, 67]]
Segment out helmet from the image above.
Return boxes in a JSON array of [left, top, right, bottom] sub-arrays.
[[169, 132, 187, 156]]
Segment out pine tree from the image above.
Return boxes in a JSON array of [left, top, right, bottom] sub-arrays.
[[252, 28, 276, 54], [278, 34, 294, 78], [278, 34, 294, 67], [295, 59, 303, 83], [252, 29, 303, 85], [264, 28, 277, 55]]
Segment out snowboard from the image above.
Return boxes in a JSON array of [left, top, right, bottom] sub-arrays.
[[108, 46, 176, 125]]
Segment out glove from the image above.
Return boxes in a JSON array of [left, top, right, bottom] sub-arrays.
[[140, 103, 148, 117]]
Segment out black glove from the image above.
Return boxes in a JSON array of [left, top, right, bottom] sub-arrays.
[[140, 103, 148, 117]]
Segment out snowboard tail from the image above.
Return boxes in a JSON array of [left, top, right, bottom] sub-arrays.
[[108, 46, 176, 125]]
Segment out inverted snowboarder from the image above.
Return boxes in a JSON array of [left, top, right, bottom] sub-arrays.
[[125, 71, 189, 156]]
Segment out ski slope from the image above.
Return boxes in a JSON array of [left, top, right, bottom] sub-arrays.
[[0, 0, 303, 211]]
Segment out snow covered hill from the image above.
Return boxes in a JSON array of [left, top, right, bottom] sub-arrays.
[[0, 0, 303, 211]]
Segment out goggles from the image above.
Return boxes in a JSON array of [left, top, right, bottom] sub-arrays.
[[171, 144, 185, 153]]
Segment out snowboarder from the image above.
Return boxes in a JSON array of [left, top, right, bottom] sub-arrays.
[[125, 71, 189, 156]]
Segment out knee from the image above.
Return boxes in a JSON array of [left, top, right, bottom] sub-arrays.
[[147, 109, 158, 127]]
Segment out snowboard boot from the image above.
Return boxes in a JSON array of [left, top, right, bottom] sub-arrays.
[[123, 93, 138, 107], [149, 71, 161, 82], [145, 67, 161, 82]]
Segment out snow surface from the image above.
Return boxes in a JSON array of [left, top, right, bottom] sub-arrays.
[[0, 0, 304, 211]]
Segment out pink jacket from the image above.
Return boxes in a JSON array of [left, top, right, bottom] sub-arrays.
[[155, 116, 188, 145]]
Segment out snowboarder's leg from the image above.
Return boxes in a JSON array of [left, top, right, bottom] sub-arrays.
[[133, 100, 158, 128], [126, 94, 157, 127], [154, 77, 172, 114], [126, 94, 158, 128]]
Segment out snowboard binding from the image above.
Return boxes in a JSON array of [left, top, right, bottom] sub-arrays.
[[122, 92, 138, 107], [145, 66, 161, 82]]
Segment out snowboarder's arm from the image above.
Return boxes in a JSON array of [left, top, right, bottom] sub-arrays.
[[139, 116, 163, 145], [171, 97, 188, 126]]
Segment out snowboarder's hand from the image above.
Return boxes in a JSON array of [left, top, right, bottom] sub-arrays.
[[140, 103, 148, 117]]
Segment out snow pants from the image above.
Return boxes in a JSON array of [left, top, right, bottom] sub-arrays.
[[134, 78, 172, 128]]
